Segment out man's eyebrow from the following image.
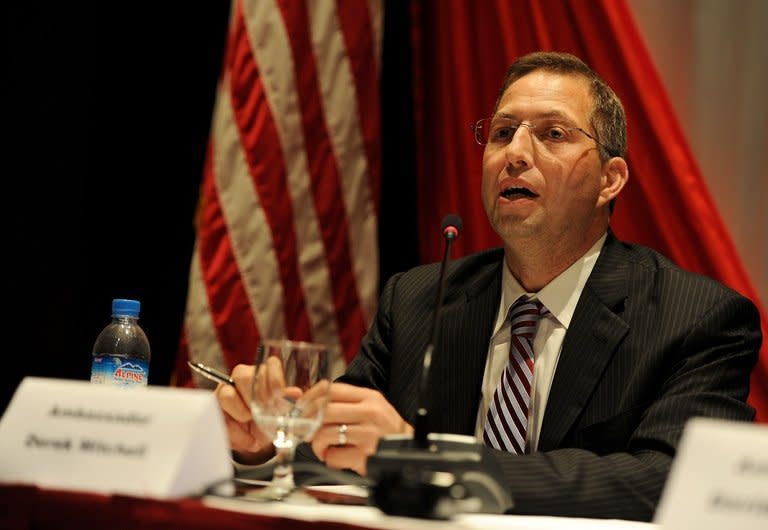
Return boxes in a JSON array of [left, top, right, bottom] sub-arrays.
[[493, 109, 576, 121], [539, 110, 572, 120]]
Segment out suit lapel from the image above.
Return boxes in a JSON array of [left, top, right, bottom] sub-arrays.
[[430, 253, 502, 434], [538, 234, 631, 451]]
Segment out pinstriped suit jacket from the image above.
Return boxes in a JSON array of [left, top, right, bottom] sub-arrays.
[[340, 232, 761, 521]]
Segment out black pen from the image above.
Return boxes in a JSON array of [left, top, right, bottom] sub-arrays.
[[187, 360, 235, 387]]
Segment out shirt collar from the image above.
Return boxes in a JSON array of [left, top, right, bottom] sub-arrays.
[[497, 232, 607, 332]]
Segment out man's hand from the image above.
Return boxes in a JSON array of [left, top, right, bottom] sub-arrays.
[[214, 363, 274, 465], [311, 383, 413, 475]]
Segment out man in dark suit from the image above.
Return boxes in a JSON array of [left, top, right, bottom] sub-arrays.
[[216, 51, 761, 521]]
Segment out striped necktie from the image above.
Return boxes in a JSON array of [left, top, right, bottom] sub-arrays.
[[483, 298, 547, 454]]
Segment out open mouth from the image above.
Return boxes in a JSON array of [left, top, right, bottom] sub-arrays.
[[500, 186, 537, 199]]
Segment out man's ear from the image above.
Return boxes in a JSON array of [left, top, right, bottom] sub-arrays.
[[598, 156, 628, 207]]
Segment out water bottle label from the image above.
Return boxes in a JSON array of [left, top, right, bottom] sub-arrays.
[[90, 356, 149, 387]]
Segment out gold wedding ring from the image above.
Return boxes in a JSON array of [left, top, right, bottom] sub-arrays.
[[337, 423, 348, 445]]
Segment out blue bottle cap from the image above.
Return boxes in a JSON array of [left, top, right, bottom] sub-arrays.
[[112, 298, 140, 318]]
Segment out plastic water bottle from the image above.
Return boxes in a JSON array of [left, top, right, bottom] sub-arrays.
[[90, 298, 151, 387]]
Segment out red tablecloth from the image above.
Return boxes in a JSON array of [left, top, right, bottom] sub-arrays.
[[0, 484, 370, 530]]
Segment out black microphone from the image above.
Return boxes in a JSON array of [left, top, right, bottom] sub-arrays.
[[367, 214, 513, 519], [414, 214, 462, 448]]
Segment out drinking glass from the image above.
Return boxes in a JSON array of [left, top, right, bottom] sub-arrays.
[[249, 339, 330, 500]]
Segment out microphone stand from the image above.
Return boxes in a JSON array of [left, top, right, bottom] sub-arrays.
[[366, 215, 512, 519], [414, 224, 456, 449]]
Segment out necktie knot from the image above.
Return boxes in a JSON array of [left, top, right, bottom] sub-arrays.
[[508, 298, 547, 339]]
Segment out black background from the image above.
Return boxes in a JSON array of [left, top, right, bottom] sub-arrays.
[[3, 2, 418, 413]]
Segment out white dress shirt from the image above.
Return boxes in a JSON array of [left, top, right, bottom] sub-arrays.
[[474, 233, 607, 451]]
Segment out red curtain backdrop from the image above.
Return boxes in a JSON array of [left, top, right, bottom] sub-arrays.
[[411, 0, 767, 421]]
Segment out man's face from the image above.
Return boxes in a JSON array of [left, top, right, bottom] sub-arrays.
[[481, 71, 609, 248]]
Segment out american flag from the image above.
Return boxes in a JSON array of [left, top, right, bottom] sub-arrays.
[[176, 0, 383, 386]]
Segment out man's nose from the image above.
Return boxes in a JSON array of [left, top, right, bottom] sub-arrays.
[[504, 124, 535, 169]]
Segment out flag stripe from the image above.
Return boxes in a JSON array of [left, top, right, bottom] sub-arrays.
[[308, 1, 380, 327], [217, 74, 291, 340], [240, 0, 343, 359], [336, 0, 383, 209], [183, 243, 224, 388], [197, 141, 261, 368], [225, 4, 308, 341], [276, 0, 367, 362]]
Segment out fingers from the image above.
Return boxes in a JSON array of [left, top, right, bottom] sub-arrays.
[[327, 381, 376, 402], [223, 414, 269, 454], [323, 384, 413, 435], [297, 379, 330, 417], [215, 363, 273, 461], [254, 359, 283, 405], [265, 355, 286, 398], [322, 402, 377, 425], [310, 384, 414, 476], [311, 419, 385, 475], [302, 378, 331, 402], [311, 422, 381, 458], [216, 364, 254, 423]]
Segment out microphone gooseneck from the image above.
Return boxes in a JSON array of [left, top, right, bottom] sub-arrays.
[[367, 212, 513, 518], [414, 214, 462, 449]]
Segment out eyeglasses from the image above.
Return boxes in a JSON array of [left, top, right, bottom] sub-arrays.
[[470, 116, 607, 154]]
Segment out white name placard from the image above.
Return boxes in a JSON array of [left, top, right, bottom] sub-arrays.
[[0, 377, 233, 499], [654, 417, 768, 530]]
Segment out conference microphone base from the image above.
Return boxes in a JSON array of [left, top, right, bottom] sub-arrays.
[[366, 433, 513, 519]]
